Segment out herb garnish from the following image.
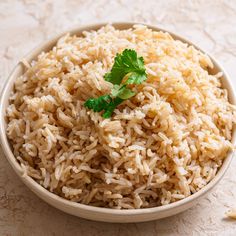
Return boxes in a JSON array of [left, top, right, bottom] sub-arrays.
[[84, 49, 147, 118]]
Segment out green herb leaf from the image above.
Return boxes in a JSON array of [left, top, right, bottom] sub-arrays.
[[104, 49, 146, 85], [111, 84, 123, 97], [102, 97, 123, 118], [125, 72, 147, 85], [84, 49, 147, 118], [111, 84, 135, 100], [84, 95, 123, 118], [84, 95, 112, 112]]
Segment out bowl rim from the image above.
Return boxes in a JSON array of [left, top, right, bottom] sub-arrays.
[[0, 22, 235, 217]]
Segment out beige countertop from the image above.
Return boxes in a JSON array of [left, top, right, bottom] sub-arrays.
[[1, 0, 236, 235]]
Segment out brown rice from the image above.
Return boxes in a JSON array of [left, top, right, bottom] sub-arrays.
[[6, 25, 236, 209]]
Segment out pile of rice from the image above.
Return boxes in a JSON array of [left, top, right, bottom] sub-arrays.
[[6, 25, 236, 209]]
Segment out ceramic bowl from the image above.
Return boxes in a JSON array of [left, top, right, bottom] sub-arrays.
[[0, 22, 235, 223]]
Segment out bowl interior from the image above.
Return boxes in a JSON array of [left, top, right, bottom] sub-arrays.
[[0, 22, 235, 222]]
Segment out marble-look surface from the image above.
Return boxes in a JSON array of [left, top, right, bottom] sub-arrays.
[[1, 0, 236, 235]]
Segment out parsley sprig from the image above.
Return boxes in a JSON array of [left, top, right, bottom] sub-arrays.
[[84, 49, 147, 118]]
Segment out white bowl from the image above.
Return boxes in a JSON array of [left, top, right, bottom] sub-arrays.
[[0, 22, 235, 223]]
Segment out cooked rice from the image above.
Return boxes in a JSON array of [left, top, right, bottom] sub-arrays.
[[6, 25, 236, 209], [226, 208, 236, 219]]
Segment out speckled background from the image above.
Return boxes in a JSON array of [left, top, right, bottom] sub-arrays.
[[1, 0, 236, 235]]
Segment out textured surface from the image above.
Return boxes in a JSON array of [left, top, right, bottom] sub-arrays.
[[0, 0, 236, 235]]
